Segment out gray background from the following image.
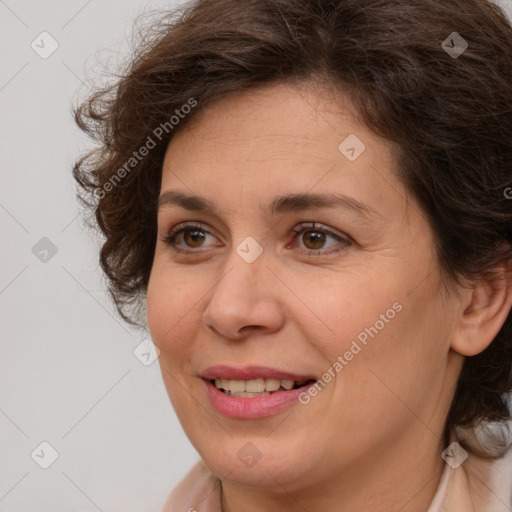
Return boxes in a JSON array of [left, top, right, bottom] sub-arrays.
[[1, 0, 511, 510]]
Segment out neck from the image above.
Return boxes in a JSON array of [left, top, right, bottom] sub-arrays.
[[220, 426, 447, 512]]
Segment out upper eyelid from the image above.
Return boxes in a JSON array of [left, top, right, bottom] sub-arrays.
[[167, 221, 211, 236]]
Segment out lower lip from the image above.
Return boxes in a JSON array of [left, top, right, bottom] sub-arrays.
[[203, 379, 316, 419]]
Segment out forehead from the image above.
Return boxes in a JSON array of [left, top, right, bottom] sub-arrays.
[[160, 82, 409, 223], [165, 82, 363, 160]]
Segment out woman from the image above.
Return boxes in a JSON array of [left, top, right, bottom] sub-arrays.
[[72, 0, 512, 510]]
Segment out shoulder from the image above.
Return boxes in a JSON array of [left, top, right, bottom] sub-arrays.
[[448, 425, 512, 512]]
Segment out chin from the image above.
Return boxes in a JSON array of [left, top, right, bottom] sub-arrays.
[[195, 435, 313, 487]]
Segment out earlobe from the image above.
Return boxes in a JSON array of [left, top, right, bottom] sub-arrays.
[[451, 262, 512, 357]]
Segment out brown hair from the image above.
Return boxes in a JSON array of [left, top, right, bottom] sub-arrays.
[[72, 0, 512, 459]]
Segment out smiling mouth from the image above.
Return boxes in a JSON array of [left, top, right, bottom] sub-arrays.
[[210, 378, 316, 397]]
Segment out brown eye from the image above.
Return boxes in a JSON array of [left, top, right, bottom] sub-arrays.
[[161, 222, 218, 253], [301, 230, 327, 250], [182, 229, 206, 248], [290, 223, 353, 256]]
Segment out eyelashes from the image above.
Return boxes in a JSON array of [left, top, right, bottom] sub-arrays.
[[161, 223, 219, 254], [160, 221, 353, 257]]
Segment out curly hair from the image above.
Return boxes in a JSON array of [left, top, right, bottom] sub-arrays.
[[72, 0, 512, 459]]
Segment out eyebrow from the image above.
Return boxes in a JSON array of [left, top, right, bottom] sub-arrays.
[[158, 190, 381, 219]]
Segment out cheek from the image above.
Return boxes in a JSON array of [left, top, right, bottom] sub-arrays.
[[299, 272, 404, 353], [146, 268, 205, 417], [331, 286, 450, 421], [304, 266, 448, 402], [146, 264, 202, 356]]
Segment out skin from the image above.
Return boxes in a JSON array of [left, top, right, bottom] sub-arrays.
[[146, 82, 512, 512]]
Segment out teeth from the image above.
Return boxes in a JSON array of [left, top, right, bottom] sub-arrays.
[[265, 378, 281, 391], [213, 378, 308, 393], [228, 379, 245, 393], [281, 380, 295, 390], [245, 378, 265, 392]]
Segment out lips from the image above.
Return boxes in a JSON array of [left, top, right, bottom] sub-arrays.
[[199, 365, 319, 418], [203, 379, 317, 418], [200, 365, 317, 382]]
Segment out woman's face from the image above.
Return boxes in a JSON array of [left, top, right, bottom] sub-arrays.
[[146, 82, 464, 494]]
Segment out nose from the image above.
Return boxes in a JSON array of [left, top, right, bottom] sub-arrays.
[[202, 251, 285, 340]]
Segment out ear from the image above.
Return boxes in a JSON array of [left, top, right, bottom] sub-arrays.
[[451, 260, 512, 357]]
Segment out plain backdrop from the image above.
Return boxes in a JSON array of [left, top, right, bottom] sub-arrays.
[[1, 0, 512, 510]]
